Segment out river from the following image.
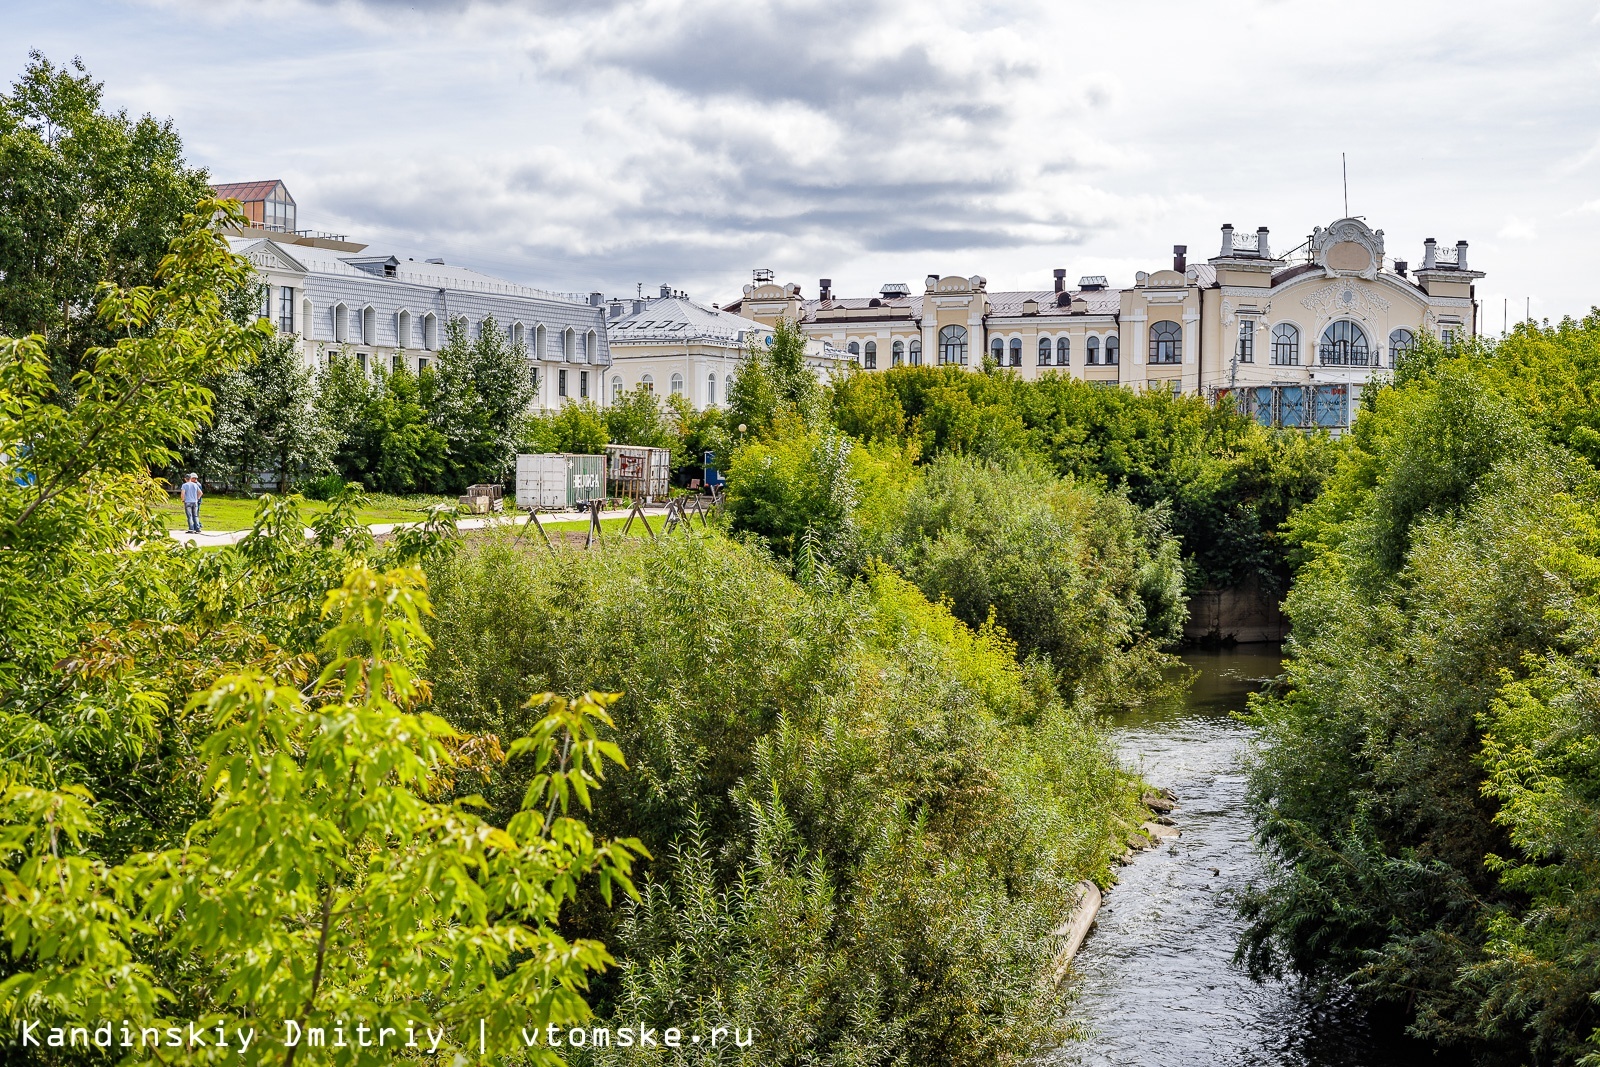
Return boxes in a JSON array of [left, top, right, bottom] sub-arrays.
[[1050, 648, 1429, 1066]]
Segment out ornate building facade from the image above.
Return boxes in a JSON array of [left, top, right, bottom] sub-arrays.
[[723, 218, 1483, 428]]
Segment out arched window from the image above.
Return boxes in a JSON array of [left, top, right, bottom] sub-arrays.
[[1086, 336, 1100, 364], [847, 341, 860, 363], [397, 310, 411, 349], [1318, 321, 1369, 366], [333, 303, 349, 343], [670, 372, 684, 395], [1389, 328, 1415, 364], [1008, 337, 1022, 366], [939, 325, 968, 365], [611, 375, 622, 403], [1271, 323, 1300, 366], [640, 374, 654, 393], [864, 340, 877, 369], [909, 338, 922, 366], [1038, 337, 1052, 365], [989, 336, 1004, 364], [511, 322, 525, 350], [707, 372, 717, 405], [1105, 335, 1119, 364], [1149, 321, 1182, 364], [361, 306, 376, 346], [892, 340, 904, 366], [1056, 336, 1070, 366], [586, 329, 598, 364], [423, 312, 438, 350], [563, 328, 575, 362], [534, 323, 547, 361]]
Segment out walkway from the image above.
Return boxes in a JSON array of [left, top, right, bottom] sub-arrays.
[[168, 506, 676, 547]]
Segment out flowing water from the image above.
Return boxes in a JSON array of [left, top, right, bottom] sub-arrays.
[[1051, 648, 1430, 1066]]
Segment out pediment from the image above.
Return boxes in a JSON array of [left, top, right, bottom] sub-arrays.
[[239, 239, 307, 275]]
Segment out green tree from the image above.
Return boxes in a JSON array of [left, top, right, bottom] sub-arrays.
[[189, 333, 334, 492], [523, 399, 609, 455], [430, 315, 533, 487], [727, 317, 822, 438], [0, 52, 212, 385]]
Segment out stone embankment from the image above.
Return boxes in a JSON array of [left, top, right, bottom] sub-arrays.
[[1048, 788, 1180, 984]]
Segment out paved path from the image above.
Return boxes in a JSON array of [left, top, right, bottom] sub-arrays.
[[168, 506, 676, 547]]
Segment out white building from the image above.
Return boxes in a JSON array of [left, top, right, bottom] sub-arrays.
[[603, 286, 851, 410]]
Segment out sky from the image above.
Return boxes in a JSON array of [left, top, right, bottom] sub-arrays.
[[7, 0, 1600, 323]]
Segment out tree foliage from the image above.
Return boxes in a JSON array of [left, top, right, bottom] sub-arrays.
[[0, 52, 212, 384], [1241, 319, 1600, 1066]]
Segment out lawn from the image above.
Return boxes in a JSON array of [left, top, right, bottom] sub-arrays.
[[160, 492, 465, 532]]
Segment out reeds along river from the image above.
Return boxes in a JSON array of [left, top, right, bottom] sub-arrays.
[[1050, 648, 1431, 1067]]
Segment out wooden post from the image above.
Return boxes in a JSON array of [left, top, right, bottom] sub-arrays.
[[585, 499, 604, 549], [622, 499, 656, 540]]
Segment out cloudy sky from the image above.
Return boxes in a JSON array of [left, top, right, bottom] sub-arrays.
[[8, 0, 1600, 322]]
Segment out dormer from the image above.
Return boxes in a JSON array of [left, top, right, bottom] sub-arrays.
[[347, 254, 400, 278]]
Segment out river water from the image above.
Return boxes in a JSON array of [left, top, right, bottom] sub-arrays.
[[1051, 648, 1428, 1067]]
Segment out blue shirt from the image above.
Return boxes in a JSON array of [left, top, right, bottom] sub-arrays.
[[181, 481, 201, 504]]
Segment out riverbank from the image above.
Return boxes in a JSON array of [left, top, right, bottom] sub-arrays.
[[1054, 648, 1430, 1067]]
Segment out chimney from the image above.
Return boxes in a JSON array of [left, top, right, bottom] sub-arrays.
[[1220, 223, 1234, 258], [926, 274, 939, 290], [1173, 245, 1187, 272], [1423, 238, 1437, 270], [659, 284, 672, 298], [819, 278, 832, 302], [1257, 226, 1270, 258], [1394, 259, 1408, 278], [589, 291, 603, 307], [632, 299, 646, 315], [1053, 268, 1066, 293], [1456, 240, 1469, 271]]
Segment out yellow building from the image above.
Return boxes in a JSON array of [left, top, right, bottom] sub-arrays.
[[723, 218, 1483, 429]]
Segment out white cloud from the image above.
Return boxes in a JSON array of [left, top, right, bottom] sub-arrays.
[[6, 0, 1600, 316]]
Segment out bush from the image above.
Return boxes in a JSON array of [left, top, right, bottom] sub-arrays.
[[424, 532, 1147, 1064]]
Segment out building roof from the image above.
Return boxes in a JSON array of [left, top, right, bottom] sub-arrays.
[[609, 295, 766, 346], [211, 179, 291, 203]]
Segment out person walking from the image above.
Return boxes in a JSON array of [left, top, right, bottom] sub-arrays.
[[181, 473, 203, 533]]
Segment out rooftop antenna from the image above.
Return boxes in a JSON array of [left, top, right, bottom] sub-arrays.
[[1342, 153, 1349, 218], [636, 282, 642, 298]]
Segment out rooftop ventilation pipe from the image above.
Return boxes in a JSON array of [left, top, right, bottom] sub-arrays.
[[1173, 245, 1187, 272], [819, 278, 832, 302], [1053, 268, 1066, 293], [1219, 224, 1234, 258], [1456, 240, 1469, 271]]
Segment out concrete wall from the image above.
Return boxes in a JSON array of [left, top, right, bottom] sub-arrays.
[[1184, 576, 1288, 644]]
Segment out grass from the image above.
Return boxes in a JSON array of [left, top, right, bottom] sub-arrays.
[[160, 492, 465, 533]]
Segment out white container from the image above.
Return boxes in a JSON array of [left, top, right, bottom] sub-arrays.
[[515, 454, 606, 510]]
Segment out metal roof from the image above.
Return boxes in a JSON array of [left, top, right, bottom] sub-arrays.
[[211, 179, 292, 203], [609, 295, 765, 346]]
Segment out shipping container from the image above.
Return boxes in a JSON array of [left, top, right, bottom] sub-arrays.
[[515, 453, 607, 510], [606, 444, 671, 503]]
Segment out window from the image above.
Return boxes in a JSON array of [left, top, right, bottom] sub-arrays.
[[1009, 337, 1022, 367], [1149, 320, 1182, 364], [670, 372, 684, 395], [397, 310, 411, 349], [641, 374, 654, 393], [261, 285, 272, 321], [356, 351, 367, 374], [558, 369, 568, 397], [990, 336, 1004, 364], [848, 341, 860, 362], [392, 353, 403, 372], [864, 340, 877, 369], [580, 370, 589, 398], [423, 312, 438, 350], [1056, 336, 1070, 366], [303, 298, 313, 337], [707, 372, 717, 405], [612, 376, 622, 403], [511, 322, 525, 349], [1236, 320, 1254, 363], [563, 328, 575, 362], [1389, 328, 1415, 363], [1086, 336, 1100, 364], [278, 286, 295, 333], [586, 329, 598, 364], [939, 325, 968, 365], [909, 338, 922, 366], [1105, 335, 1119, 364], [528, 364, 539, 390], [1271, 323, 1300, 365], [361, 306, 376, 346], [418, 357, 431, 372], [535, 323, 547, 361], [1318, 320, 1370, 366], [1039, 337, 1053, 365], [892, 340, 904, 366], [1439, 326, 1458, 351], [334, 303, 349, 343]]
